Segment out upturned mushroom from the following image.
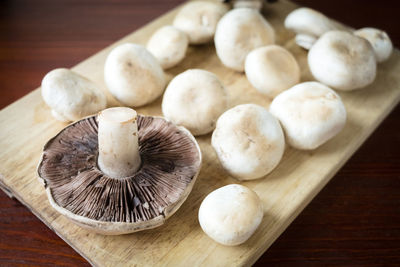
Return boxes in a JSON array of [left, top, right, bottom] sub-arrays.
[[214, 8, 275, 71], [245, 45, 300, 98], [162, 69, 228, 136], [269, 81, 347, 150], [147, 26, 189, 69], [212, 104, 285, 180], [308, 31, 377, 91], [284, 7, 347, 50], [41, 68, 107, 122], [354, 27, 393, 63], [37, 107, 202, 234], [198, 184, 263, 246], [104, 43, 166, 107], [173, 1, 229, 45]]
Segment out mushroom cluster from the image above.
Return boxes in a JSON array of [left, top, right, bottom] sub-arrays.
[[146, 1, 229, 70], [37, 0, 393, 247], [285, 7, 393, 90]]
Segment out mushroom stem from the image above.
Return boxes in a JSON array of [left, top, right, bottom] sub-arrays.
[[97, 107, 141, 178]]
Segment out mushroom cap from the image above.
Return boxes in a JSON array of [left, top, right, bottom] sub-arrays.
[[198, 184, 263, 246], [41, 68, 107, 122], [269, 81, 347, 150], [212, 104, 285, 180], [104, 43, 166, 107], [232, 0, 263, 11], [146, 26, 189, 69], [354, 27, 393, 63], [245, 45, 300, 98], [214, 8, 275, 71], [37, 114, 202, 235], [308, 31, 377, 91], [162, 69, 228, 136], [284, 7, 338, 38], [173, 1, 229, 45]]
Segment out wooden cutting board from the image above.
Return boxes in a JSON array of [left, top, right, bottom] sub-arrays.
[[1, 0, 400, 265]]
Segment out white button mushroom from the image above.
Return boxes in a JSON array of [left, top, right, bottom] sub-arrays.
[[308, 31, 377, 91], [198, 184, 263, 246], [245, 45, 300, 98], [162, 69, 228, 136], [284, 7, 346, 50], [41, 68, 107, 122], [232, 0, 263, 11], [104, 43, 166, 107], [173, 1, 229, 45], [212, 104, 285, 180], [354, 27, 393, 63], [269, 81, 347, 150], [214, 8, 275, 71], [146, 26, 189, 69]]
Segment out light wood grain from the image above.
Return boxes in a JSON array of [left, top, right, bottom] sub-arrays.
[[1, 0, 400, 266]]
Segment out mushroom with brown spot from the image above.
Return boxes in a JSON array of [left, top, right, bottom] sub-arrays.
[[37, 107, 202, 234], [41, 68, 107, 122]]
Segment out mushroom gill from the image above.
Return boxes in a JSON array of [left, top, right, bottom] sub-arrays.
[[38, 115, 201, 224]]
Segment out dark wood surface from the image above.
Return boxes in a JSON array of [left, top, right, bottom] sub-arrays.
[[1, 0, 399, 265]]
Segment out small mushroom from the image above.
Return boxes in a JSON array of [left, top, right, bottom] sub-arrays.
[[37, 107, 202, 234], [269, 81, 347, 150], [198, 184, 263, 246], [214, 8, 275, 71], [173, 1, 229, 45], [308, 31, 377, 91], [232, 0, 263, 11], [162, 69, 228, 136], [212, 104, 285, 180], [104, 43, 166, 107], [284, 7, 347, 50], [354, 27, 393, 63], [221, 0, 277, 11], [41, 68, 107, 122], [146, 26, 189, 69], [245, 45, 300, 98]]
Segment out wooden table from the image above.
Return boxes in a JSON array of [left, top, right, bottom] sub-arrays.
[[1, 0, 399, 265]]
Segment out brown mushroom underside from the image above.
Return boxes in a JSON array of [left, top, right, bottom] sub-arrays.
[[38, 115, 201, 223]]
